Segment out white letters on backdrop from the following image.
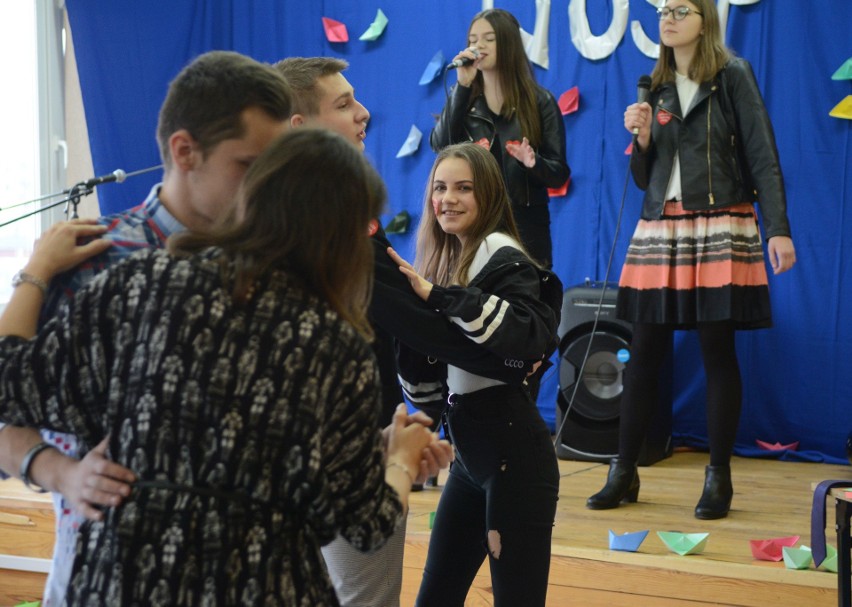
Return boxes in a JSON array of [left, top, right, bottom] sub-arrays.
[[568, 0, 630, 61], [481, 0, 552, 69], [479, 1, 762, 66], [631, 0, 661, 59], [522, 0, 552, 69]]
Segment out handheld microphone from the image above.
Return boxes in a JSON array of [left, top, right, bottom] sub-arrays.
[[84, 169, 127, 188], [633, 75, 652, 136], [447, 49, 479, 70]]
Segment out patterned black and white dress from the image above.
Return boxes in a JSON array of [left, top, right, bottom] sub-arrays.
[[0, 247, 401, 606]]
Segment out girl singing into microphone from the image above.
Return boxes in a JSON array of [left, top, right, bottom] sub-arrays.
[[430, 8, 569, 270]]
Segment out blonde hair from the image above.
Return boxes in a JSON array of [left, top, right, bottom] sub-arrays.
[[415, 143, 531, 287]]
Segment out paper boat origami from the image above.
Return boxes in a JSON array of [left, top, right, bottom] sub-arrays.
[[782, 545, 813, 570], [755, 439, 799, 451], [817, 545, 838, 573], [749, 535, 800, 561], [608, 529, 649, 552], [657, 531, 709, 556], [321, 17, 349, 43], [832, 57, 852, 81]]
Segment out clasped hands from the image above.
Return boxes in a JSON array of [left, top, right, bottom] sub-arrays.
[[384, 405, 454, 485]]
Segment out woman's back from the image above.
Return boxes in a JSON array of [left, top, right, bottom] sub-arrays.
[[52, 248, 398, 606]]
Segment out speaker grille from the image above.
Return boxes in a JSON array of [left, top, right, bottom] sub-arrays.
[[556, 283, 673, 466], [559, 330, 630, 422]]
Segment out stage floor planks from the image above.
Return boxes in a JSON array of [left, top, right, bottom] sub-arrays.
[[0, 450, 848, 606], [402, 450, 851, 607]]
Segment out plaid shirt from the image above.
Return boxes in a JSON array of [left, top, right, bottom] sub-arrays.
[[5, 184, 183, 607], [40, 184, 183, 323]]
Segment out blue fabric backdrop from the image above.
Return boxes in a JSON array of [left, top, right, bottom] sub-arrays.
[[65, 1, 851, 463]]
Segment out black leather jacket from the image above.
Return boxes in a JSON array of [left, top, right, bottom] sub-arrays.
[[630, 57, 790, 239], [430, 83, 570, 209], [395, 242, 563, 413], [369, 228, 534, 387]]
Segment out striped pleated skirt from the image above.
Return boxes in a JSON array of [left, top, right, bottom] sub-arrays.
[[617, 201, 772, 329]]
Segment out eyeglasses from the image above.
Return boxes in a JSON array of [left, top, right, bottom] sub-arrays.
[[657, 6, 703, 21]]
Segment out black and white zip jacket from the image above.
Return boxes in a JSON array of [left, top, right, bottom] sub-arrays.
[[396, 236, 562, 410]]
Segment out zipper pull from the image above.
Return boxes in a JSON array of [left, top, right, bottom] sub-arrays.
[[708, 192, 715, 205]]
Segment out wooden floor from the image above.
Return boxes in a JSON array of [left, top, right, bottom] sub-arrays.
[[402, 450, 851, 607], [0, 479, 54, 607], [1, 450, 849, 606]]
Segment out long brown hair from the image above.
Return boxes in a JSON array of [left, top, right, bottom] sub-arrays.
[[170, 128, 385, 339], [415, 143, 529, 287], [651, 0, 731, 89], [467, 9, 542, 147]]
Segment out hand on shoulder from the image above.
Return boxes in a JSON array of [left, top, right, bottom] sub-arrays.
[[24, 219, 112, 284]]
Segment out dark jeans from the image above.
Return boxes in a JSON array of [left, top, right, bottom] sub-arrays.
[[415, 385, 560, 607]]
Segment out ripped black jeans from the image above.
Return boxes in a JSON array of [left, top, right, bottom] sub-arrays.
[[415, 385, 560, 607]]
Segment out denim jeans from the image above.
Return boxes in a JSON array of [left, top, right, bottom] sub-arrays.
[[416, 385, 560, 607]]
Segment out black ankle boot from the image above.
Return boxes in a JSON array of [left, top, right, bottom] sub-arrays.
[[694, 464, 733, 520], [586, 458, 640, 510]]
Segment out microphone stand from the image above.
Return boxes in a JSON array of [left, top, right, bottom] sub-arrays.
[[0, 164, 162, 229], [64, 182, 93, 220], [0, 181, 93, 229]]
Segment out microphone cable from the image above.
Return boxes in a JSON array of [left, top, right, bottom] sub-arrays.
[[441, 60, 458, 102], [552, 138, 635, 448], [552, 74, 650, 448], [441, 49, 478, 102]]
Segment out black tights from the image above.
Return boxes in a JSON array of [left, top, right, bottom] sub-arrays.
[[619, 322, 742, 466]]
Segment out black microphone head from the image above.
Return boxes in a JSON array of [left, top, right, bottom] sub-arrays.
[[448, 56, 473, 70], [448, 49, 479, 70], [637, 75, 652, 104]]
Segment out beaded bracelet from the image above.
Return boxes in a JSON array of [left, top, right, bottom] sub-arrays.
[[19, 441, 56, 493], [11, 271, 49, 296], [385, 459, 415, 485]]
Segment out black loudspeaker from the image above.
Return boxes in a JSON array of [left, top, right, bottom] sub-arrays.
[[555, 282, 672, 466]]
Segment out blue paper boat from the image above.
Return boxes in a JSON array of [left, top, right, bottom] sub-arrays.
[[418, 51, 445, 86], [608, 529, 649, 552], [657, 531, 709, 556], [782, 545, 813, 570]]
